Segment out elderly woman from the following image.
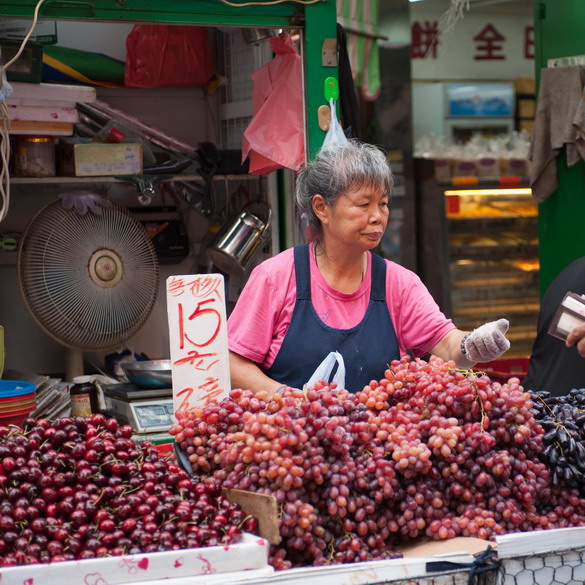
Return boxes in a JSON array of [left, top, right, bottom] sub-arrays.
[[227, 141, 510, 393]]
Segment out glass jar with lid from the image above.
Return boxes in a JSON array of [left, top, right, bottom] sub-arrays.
[[14, 135, 56, 178]]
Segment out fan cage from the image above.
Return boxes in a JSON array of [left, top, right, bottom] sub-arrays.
[[17, 198, 160, 351]]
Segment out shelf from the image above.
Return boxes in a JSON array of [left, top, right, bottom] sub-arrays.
[[9, 173, 257, 185], [450, 244, 539, 260], [448, 216, 537, 232]]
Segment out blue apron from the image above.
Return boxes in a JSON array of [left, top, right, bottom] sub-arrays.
[[265, 243, 399, 392]]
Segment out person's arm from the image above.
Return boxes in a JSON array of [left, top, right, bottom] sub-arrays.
[[430, 328, 475, 368], [566, 322, 585, 356], [229, 351, 282, 395]]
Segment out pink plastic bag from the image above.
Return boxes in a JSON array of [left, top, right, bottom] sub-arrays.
[[242, 33, 305, 175], [125, 25, 215, 88]]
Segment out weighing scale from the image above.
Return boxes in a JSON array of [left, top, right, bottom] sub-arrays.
[[103, 383, 174, 442]]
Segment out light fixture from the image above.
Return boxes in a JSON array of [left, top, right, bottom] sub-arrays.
[[444, 188, 532, 197]]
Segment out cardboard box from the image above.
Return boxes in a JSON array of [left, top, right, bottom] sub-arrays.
[[477, 157, 499, 177], [452, 159, 478, 177], [75, 143, 142, 176], [518, 98, 536, 119], [433, 158, 452, 180], [500, 157, 529, 177], [514, 77, 536, 95], [0, 533, 269, 585], [519, 119, 534, 134], [57, 141, 143, 176]]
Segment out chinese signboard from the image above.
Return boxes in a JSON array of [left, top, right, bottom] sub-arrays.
[[411, 21, 533, 63], [409, 4, 534, 81], [167, 273, 231, 415]]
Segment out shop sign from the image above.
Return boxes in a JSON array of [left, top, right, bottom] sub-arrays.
[[166, 273, 231, 415], [412, 21, 534, 62]]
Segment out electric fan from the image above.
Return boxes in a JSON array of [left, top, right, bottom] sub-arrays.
[[17, 197, 159, 380]]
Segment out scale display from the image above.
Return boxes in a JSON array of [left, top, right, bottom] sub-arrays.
[[105, 394, 175, 434], [133, 401, 175, 431]]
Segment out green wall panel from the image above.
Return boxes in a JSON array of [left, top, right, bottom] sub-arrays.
[[535, 0, 585, 294], [0, 0, 299, 26]]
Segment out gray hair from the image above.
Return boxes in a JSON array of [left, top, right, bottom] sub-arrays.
[[295, 141, 394, 242]]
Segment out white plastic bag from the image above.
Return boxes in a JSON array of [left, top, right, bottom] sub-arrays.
[[305, 351, 346, 389], [320, 99, 349, 151]]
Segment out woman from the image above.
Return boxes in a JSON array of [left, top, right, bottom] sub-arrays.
[[227, 141, 510, 393]]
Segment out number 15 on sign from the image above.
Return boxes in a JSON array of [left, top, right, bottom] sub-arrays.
[[166, 274, 231, 415]]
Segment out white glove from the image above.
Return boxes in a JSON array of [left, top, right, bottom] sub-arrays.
[[462, 318, 510, 363], [59, 191, 112, 216]]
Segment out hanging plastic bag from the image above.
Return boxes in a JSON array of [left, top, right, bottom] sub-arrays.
[[321, 98, 349, 151], [241, 33, 305, 175], [305, 351, 346, 390], [124, 25, 215, 88]]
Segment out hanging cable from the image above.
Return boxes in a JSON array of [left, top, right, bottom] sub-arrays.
[[0, 0, 47, 223]]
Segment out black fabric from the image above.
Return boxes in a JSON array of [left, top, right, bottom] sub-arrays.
[[337, 23, 361, 140], [523, 256, 585, 395], [265, 244, 399, 392]]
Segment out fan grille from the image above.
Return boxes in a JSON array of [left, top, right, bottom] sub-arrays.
[[18, 199, 159, 350]]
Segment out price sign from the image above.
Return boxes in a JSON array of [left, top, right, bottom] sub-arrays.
[[166, 273, 231, 415]]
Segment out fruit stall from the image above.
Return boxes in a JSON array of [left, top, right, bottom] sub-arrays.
[[2, 354, 585, 585]]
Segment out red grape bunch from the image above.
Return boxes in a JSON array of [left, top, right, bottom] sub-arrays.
[[170, 355, 585, 570]]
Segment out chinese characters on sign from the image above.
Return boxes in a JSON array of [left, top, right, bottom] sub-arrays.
[[411, 21, 535, 62], [473, 24, 505, 60], [167, 274, 231, 416], [411, 21, 439, 59]]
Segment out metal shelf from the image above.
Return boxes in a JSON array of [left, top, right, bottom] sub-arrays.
[[9, 174, 256, 185], [449, 244, 539, 260]]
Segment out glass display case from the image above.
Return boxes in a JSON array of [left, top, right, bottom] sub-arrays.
[[415, 160, 539, 359], [445, 187, 539, 357]]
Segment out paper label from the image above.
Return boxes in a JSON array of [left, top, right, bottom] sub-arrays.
[[71, 393, 92, 417], [166, 274, 231, 416]]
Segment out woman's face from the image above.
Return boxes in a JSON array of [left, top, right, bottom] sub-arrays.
[[315, 183, 390, 251]]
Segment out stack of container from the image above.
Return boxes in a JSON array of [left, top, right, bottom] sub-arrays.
[[0, 379, 36, 425]]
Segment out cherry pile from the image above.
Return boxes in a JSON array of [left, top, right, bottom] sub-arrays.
[[0, 414, 255, 567], [170, 355, 585, 570]]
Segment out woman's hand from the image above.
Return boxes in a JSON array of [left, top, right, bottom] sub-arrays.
[[431, 319, 510, 368], [566, 322, 585, 357], [461, 319, 510, 363]]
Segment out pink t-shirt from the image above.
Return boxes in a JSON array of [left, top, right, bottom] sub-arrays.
[[227, 244, 455, 370]]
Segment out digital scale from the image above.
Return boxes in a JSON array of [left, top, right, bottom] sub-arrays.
[[103, 383, 174, 441]]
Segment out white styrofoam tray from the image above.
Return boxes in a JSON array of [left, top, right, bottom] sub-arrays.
[[113, 565, 275, 585], [495, 526, 585, 559], [209, 552, 478, 585], [0, 533, 269, 585]]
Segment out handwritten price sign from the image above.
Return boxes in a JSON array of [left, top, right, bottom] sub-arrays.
[[166, 274, 231, 415]]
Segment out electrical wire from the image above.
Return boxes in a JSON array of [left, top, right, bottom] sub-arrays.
[[215, 0, 322, 7], [0, 0, 47, 223]]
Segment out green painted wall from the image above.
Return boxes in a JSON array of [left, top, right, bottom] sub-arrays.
[[535, 0, 585, 294]]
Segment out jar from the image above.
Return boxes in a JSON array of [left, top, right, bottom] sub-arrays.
[[70, 375, 99, 417], [15, 136, 56, 178]]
